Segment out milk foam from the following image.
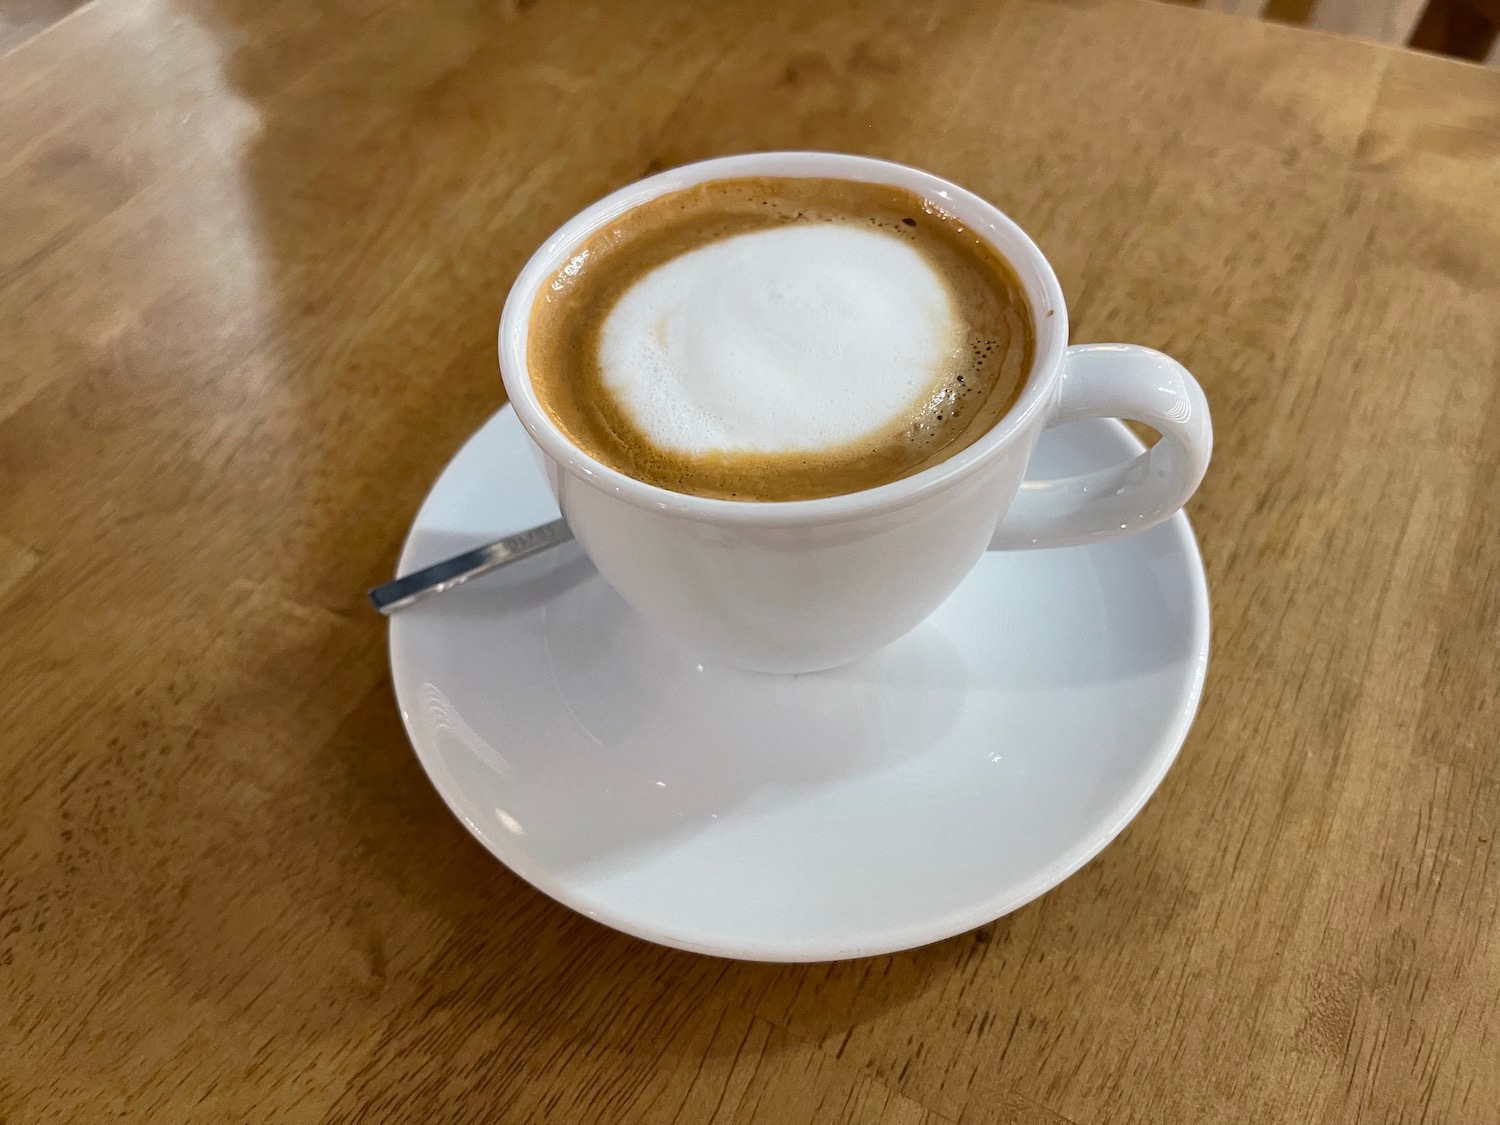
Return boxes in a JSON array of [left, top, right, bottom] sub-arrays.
[[596, 224, 963, 454]]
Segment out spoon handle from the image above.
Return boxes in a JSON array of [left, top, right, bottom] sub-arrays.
[[368, 518, 574, 614]]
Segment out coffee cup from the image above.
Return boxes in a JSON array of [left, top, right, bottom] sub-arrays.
[[499, 152, 1211, 673]]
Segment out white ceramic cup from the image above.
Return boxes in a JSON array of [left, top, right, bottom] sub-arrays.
[[499, 152, 1212, 674]]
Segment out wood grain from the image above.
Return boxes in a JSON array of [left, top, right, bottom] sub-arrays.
[[2, 1, 1498, 1122], [0, 0, 89, 57]]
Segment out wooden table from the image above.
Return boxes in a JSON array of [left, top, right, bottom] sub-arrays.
[[4, 0, 1498, 1120]]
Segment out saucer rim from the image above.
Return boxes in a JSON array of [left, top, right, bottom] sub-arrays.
[[389, 409, 1210, 962]]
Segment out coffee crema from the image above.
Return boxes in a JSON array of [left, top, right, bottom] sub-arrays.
[[526, 176, 1034, 501]]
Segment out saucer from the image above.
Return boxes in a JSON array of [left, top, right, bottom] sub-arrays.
[[388, 408, 1210, 961]]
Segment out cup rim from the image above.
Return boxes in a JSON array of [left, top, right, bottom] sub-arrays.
[[498, 152, 1069, 526]]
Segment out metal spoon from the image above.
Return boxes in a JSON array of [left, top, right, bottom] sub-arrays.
[[368, 518, 573, 614]]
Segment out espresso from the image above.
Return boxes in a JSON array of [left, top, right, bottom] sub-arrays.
[[526, 176, 1034, 501]]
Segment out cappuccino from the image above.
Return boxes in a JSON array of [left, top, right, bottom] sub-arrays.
[[527, 176, 1033, 501]]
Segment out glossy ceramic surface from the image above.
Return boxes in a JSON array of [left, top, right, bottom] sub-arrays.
[[499, 152, 1211, 672], [389, 407, 1209, 960]]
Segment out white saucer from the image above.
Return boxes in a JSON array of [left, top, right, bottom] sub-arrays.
[[389, 407, 1209, 962]]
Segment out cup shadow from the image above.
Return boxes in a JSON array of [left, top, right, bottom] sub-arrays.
[[398, 531, 971, 879]]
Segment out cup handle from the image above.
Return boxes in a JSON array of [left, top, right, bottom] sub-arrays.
[[989, 344, 1212, 550]]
